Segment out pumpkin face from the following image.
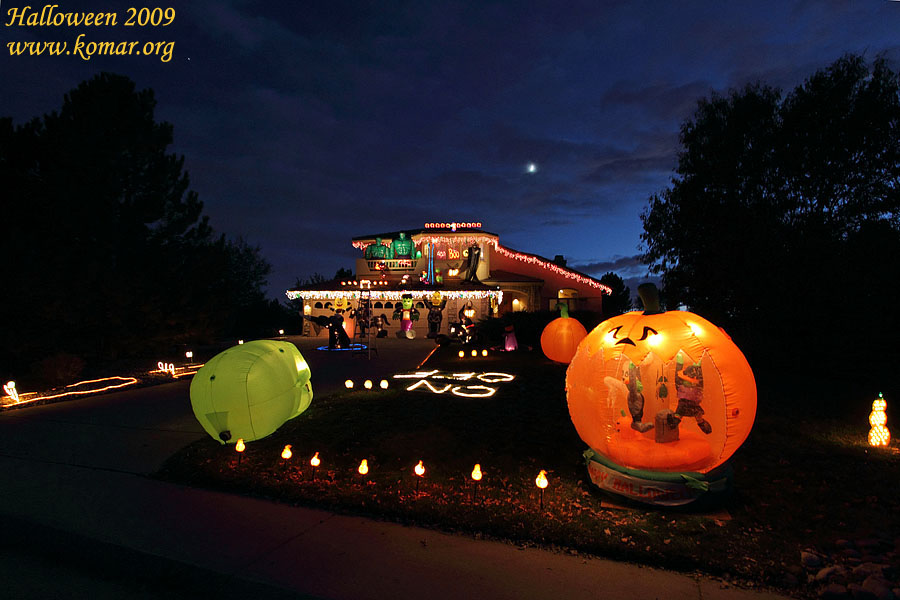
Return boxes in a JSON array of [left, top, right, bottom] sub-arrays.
[[541, 311, 588, 364], [566, 308, 756, 473]]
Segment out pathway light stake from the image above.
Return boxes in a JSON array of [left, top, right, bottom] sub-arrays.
[[281, 444, 292, 472], [364, 380, 373, 389], [471, 349, 477, 357], [235, 438, 245, 465], [536, 470, 548, 510], [345, 379, 354, 389], [358, 459, 369, 476], [414, 460, 425, 495], [380, 379, 389, 389], [471, 463, 482, 502], [310, 452, 320, 480], [459, 350, 465, 358], [481, 349, 488, 357]]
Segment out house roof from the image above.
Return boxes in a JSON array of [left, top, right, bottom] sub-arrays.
[[484, 270, 543, 284]]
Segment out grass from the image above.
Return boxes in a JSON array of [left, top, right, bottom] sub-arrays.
[[155, 345, 900, 598]]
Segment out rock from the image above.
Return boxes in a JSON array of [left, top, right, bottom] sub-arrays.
[[803, 551, 825, 568], [862, 576, 895, 600], [853, 563, 889, 579], [782, 572, 800, 588], [820, 583, 850, 600], [817, 566, 841, 582], [848, 582, 878, 600]]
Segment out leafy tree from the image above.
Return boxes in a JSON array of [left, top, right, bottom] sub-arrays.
[[641, 54, 900, 376], [2, 73, 272, 374], [599, 272, 631, 317]]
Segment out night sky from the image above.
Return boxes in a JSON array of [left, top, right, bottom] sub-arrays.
[[4, 1, 899, 298]]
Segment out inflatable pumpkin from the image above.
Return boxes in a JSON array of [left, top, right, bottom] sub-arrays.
[[541, 303, 587, 364], [190, 340, 313, 444], [566, 284, 756, 504]]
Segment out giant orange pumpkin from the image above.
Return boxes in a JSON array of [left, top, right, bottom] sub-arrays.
[[541, 304, 588, 363], [566, 284, 756, 474]]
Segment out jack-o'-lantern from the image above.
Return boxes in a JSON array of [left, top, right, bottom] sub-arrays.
[[541, 303, 587, 364], [566, 284, 756, 504]]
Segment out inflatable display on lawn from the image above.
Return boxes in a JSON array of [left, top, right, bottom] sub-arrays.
[[541, 303, 587, 363], [423, 291, 447, 338], [190, 340, 313, 444], [393, 293, 420, 338], [566, 283, 756, 505]]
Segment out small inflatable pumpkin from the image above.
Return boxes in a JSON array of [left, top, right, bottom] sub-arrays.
[[190, 340, 313, 444], [566, 284, 756, 476], [540, 303, 587, 363]]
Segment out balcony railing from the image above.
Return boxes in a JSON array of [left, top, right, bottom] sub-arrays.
[[363, 259, 419, 273]]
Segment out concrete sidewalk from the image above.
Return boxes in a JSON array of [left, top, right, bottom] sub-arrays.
[[0, 337, 790, 599]]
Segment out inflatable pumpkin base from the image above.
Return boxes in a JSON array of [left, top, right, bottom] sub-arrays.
[[584, 449, 732, 507]]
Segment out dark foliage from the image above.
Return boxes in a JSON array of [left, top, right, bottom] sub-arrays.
[[598, 272, 631, 317], [641, 55, 900, 386], [1, 73, 274, 383]]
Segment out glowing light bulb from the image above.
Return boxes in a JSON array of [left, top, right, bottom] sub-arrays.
[[278, 329, 285, 335], [281, 445, 292, 460], [647, 332, 662, 347], [238, 339, 244, 345], [527, 162, 537, 173], [482, 349, 488, 357], [458, 350, 465, 358], [310, 452, 320, 467], [364, 380, 373, 389], [535, 469, 548, 489], [414, 460, 425, 477], [688, 322, 703, 336], [345, 379, 354, 389], [380, 379, 389, 389], [358, 459, 369, 475], [185, 351, 193, 359], [471, 350, 477, 357], [868, 393, 891, 447], [235, 439, 245, 453], [471, 464, 482, 481]]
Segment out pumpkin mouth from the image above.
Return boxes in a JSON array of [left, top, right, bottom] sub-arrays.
[[615, 338, 636, 346]]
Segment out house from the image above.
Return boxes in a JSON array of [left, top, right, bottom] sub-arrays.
[[286, 222, 610, 338]]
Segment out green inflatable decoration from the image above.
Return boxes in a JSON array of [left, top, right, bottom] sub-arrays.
[[190, 340, 313, 444]]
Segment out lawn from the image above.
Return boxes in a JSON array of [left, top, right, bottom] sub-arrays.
[[156, 345, 900, 599]]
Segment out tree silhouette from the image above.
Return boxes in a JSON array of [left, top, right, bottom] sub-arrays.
[[641, 54, 900, 377], [2, 73, 272, 376], [599, 272, 631, 317]]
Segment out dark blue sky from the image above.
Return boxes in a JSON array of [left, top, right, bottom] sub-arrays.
[[4, 1, 899, 297]]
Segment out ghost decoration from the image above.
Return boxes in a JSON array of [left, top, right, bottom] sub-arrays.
[[190, 340, 313, 444]]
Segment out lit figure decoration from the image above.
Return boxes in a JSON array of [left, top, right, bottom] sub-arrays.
[[393, 293, 420, 339], [364, 236, 390, 259], [390, 232, 414, 259], [423, 291, 448, 338], [869, 393, 890, 447]]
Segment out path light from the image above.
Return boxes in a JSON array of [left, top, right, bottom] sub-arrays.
[[235, 438, 245, 465], [279, 329, 285, 335], [459, 350, 465, 358], [414, 460, 425, 495], [345, 379, 354, 389], [238, 340, 244, 345], [471, 349, 477, 357], [310, 451, 320, 480], [282, 444, 292, 460], [364, 380, 373, 389], [482, 349, 488, 357], [471, 463, 482, 502], [185, 351, 193, 360], [536, 469, 548, 509], [358, 459, 369, 476], [380, 379, 389, 389]]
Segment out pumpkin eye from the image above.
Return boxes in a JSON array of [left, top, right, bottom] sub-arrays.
[[605, 326, 623, 343], [637, 326, 658, 341]]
